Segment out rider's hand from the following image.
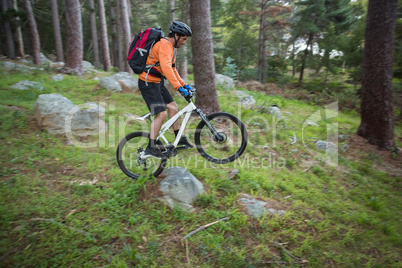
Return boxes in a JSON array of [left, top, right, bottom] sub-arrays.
[[184, 84, 193, 92], [178, 87, 189, 96]]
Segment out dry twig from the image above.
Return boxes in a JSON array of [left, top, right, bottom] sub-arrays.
[[270, 241, 308, 264], [181, 217, 229, 241]]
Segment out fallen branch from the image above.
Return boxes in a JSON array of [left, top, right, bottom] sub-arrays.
[[181, 217, 229, 241], [270, 241, 308, 264], [19, 218, 97, 240]]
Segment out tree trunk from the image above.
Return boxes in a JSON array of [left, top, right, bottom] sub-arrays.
[[299, 33, 313, 83], [178, 1, 189, 81], [258, 0, 268, 83], [64, 0, 83, 75], [291, 40, 296, 77], [98, 0, 111, 71], [2, 0, 16, 59], [13, 0, 24, 58], [23, 0, 41, 65], [116, 0, 124, 70], [357, 0, 398, 150], [89, 0, 99, 64], [170, 0, 175, 20], [51, 0, 64, 62], [110, 0, 120, 68], [119, 0, 132, 73], [190, 0, 220, 114]]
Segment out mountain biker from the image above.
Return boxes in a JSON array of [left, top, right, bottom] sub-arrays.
[[138, 21, 194, 159]]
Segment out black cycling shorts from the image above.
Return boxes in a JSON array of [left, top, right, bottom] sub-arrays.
[[138, 79, 174, 116]]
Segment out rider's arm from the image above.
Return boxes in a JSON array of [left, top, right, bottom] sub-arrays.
[[173, 67, 185, 87], [159, 40, 184, 91]]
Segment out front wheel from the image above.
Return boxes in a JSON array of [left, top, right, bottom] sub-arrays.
[[194, 112, 248, 164], [116, 132, 167, 179]]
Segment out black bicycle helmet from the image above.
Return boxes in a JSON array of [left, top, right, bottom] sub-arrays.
[[169, 21, 192, 36]]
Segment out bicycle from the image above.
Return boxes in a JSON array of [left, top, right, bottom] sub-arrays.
[[116, 88, 248, 179]]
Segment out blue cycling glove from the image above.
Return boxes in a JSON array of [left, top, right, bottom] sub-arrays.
[[178, 87, 189, 96], [184, 84, 193, 91]]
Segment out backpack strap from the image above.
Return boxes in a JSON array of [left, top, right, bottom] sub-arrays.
[[145, 37, 177, 86]]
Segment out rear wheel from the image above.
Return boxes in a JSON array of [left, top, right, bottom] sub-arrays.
[[194, 112, 247, 164], [116, 132, 166, 179]]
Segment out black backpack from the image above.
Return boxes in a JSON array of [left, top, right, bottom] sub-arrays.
[[127, 27, 164, 76]]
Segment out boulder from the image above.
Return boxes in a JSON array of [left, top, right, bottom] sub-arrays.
[[268, 106, 282, 118], [159, 167, 204, 212], [49, 62, 65, 68], [216, 73, 235, 88], [99, 72, 138, 93], [233, 90, 251, 98], [99, 77, 122, 92], [40, 53, 52, 65], [82, 61, 96, 73], [112, 72, 138, 92], [239, 194, 285, 219], [2, 61, 44, 72], [34, 93, 106, 137], [50, 74, 64, 81], [315, 140, 337, 153], [10, 80, 44, 91], [237, 95, 256, 109]]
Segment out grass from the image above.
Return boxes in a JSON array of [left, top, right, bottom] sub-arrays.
[[0, 64, 401, 267]]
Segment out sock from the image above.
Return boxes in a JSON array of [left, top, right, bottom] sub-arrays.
[[148, 139, 156, 149], [174, 130, 179, 137]]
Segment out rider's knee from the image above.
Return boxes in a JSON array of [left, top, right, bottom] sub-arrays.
[[157, 111, 168, 120], [167, 102, 179, 112]]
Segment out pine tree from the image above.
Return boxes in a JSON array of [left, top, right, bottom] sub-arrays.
[[190, 0, 220, 114], [23, 0, 41, 65], [64, 0, 83, 75], [51, 0, 64, 62], [357, 0, 398, 150]]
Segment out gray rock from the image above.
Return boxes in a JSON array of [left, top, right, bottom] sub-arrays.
[[34, 93, 106, 137], [2, 61, 44, 72], [99, 72, 139, 93], [99, 77, 122, 92], [216, 73, 235, 88], [50, 74, 64, 81], [239, 194, 285, 219], [69, 102, 106, 137], [338, 135, 350, 141], [82, 61, 96, 72], [237, 95, 256, 109], [268, 106, 282, 118], [10, 80, 44, 90], [49, 62, 65, 68], [233, 90, 250, 98], [40, 53, 52, 64], [315, 140, 337, 152], [112, 72, 138, 92], [159, 167, 204, 212]]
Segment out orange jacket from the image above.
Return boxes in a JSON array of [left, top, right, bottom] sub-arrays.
[[139, 38, 185, 91]]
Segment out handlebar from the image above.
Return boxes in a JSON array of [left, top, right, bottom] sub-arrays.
[[183, 86, 196, 102]]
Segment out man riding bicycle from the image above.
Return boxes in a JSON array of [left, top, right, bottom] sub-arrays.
[[138, 21, 194, 159]]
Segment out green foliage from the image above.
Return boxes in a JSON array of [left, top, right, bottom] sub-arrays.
[[266, 56, 288, 79], [222, 57, 237, 79], [0, 48, 401, 267]]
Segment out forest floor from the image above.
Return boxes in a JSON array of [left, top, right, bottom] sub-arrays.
[[0, 62, 401, 267]]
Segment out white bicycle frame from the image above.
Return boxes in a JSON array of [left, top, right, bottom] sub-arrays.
[[157, 101, 197, 147], [135, 101, 197, 148]]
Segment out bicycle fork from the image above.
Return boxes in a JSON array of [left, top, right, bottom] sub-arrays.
[[195, 108, 224, 142]]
